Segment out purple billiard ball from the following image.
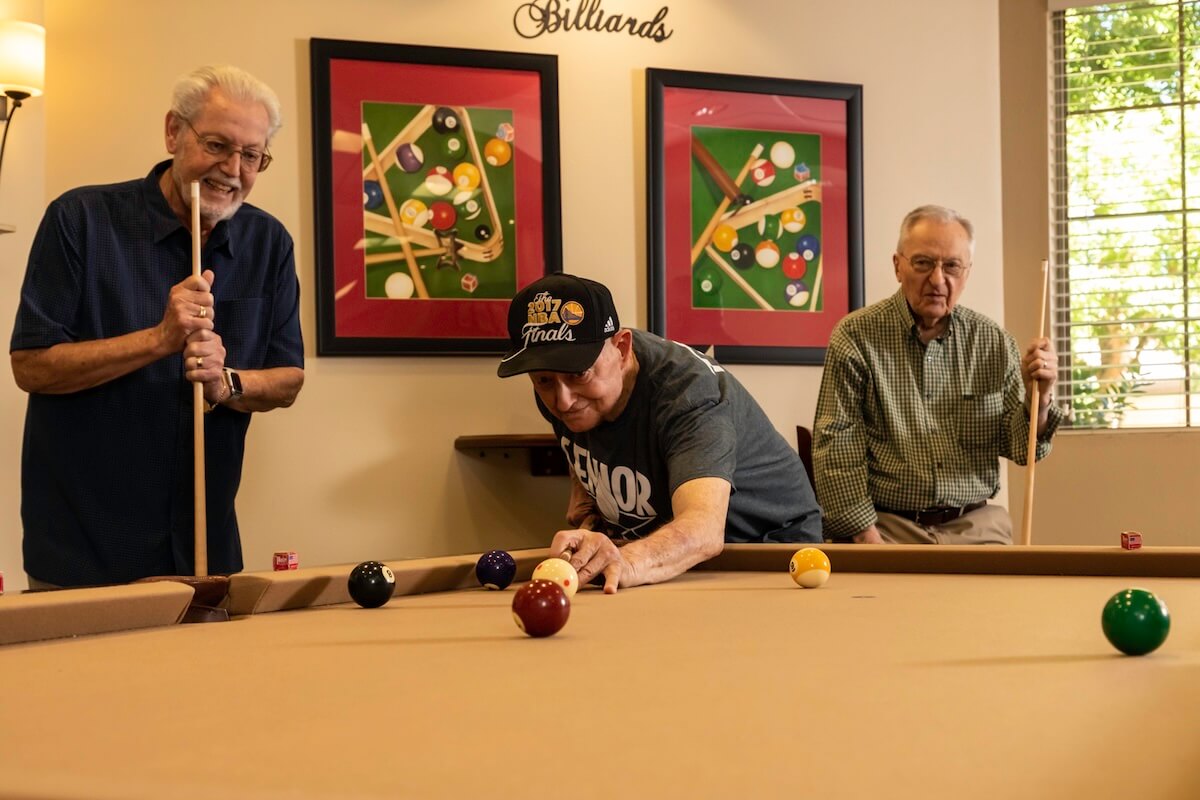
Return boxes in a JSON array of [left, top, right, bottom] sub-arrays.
[[476, 550, 517, 590], [785, 280, 811, 308], [396, 143, 424, 174]]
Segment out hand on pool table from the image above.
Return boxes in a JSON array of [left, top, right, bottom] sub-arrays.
[[854, 525, 884, 544], [552, 529, 633, 594]]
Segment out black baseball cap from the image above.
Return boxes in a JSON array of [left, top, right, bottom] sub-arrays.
[[497, 274, 621, 377]]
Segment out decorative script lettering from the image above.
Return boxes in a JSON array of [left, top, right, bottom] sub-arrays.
[[513, 0, 673, 42]]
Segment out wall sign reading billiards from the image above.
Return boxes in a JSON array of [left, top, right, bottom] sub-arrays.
[[311, 39, 562, 356], [647, 69, 864, 365]]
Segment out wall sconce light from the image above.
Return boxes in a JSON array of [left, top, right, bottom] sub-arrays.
[[0, 20, 46, 188]]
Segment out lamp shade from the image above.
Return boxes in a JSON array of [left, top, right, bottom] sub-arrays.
[[0, 21, 45, 98]]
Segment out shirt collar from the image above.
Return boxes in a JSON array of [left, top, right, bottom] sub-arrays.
[[143, 159, 234, 256], [888, 288, 959, 341]]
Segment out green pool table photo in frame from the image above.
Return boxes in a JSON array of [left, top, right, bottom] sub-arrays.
[[647, 68, 864, 365], [311, 39, 562, 355]]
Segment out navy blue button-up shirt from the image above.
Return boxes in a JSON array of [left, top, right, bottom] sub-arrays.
[[11, 160, 304, 586]]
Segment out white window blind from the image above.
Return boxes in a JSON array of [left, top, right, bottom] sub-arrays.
[[1050, 0, 1200, 429]]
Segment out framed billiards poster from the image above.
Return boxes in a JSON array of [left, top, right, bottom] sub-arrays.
[[646, 68, 863, 365], [311, 39, 562, 355]]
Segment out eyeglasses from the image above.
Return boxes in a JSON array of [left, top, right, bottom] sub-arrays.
[[183, 119, 273, 173], [898, 252, 969, 277]]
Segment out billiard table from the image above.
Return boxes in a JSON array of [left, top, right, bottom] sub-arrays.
[[2, 545, 1199, 798]]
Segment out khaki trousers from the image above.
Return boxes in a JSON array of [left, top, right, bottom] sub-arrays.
[[26, 576, 59, 591], [875, 503, 1012, 545]]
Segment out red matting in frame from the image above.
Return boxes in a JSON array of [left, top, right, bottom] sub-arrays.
[[328, 59, 546, 340], [661, 86, 850, 348]]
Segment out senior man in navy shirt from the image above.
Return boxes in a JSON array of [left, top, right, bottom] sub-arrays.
[[10, 65, 304, 588]]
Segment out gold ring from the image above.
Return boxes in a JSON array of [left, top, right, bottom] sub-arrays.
[[195, 356, 203, 369], [198, 307, 207, 319]]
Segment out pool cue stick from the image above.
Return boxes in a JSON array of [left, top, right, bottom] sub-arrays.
[[362, 123, 429, 299], [720, 181, 822, 231], [691, 137, 742, 201], [364, 214, 492, 261], [1020, 259, 1050, 546], [190, 181, 208, 578], [457, 106, 505, 256], [807, 256, 824, 312], [690, 144, 764, 267], [703, 244, 773, 311], [364, 248, 444, 265]]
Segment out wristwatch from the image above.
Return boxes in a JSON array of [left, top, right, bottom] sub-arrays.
[[223, 367, 244, 401]]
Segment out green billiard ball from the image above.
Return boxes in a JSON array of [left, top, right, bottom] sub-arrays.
[[696, 265, 722, 296], [442, 135, 465, 159], [1102, 588, 1170, 655]]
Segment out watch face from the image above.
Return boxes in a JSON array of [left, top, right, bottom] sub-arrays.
[[227, 369, 243, 396]]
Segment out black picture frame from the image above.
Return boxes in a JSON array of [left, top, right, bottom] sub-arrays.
[[647, 68, 864, 365], [311, 38, 562, 355]]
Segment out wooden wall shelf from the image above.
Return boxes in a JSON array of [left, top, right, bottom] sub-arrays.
[[454, 434, 567, 477]]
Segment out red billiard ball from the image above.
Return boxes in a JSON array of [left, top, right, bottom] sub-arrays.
[[512, 579, 570, 637], [429, 201, 457, 232], [783, 252, 807, 279]]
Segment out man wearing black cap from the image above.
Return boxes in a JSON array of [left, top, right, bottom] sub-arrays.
[[498, 273, 821, 593]]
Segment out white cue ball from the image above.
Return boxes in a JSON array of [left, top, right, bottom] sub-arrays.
[[384, 271, 415, 299], [770, 140, 796, 169]]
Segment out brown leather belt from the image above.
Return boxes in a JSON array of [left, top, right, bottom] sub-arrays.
[[876, 501, 987, 527]]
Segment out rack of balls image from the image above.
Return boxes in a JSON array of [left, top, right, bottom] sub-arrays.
[[354, 102, 516, 302], [689, 127, 824, 313]]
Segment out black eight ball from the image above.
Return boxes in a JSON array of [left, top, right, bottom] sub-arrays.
[[431, 106, 460, 134], [348, 560, 396, 608]]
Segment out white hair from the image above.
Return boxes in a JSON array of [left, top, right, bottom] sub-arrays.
[[170, 65, 282, 141], [897, 204, 975, 253]]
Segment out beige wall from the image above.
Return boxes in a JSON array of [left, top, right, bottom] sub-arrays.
[[1, 0, 1010, 590], [0, 0, 45, 589], [999, 0, 1200, 546]]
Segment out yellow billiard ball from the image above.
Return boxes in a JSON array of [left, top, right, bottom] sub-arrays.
[[712, 224, 738, 253], [789, 547, 831, 589], [532, 558, 579, 598]]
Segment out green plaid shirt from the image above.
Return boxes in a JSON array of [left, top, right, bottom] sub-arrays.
[[813, 290, 1063, 539]]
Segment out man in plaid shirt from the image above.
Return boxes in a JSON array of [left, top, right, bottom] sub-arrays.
[[813, 205, 1063, 544]]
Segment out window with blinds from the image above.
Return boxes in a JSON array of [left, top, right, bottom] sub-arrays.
[[1050, 0, 1199, 429]]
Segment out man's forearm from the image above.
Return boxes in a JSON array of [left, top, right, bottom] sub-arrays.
[[220, 366, 304, 413], [11, 329, 172, 395]]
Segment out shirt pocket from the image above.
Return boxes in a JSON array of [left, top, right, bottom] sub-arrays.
[[214, 297, 266, 368], [958, 391, 1003, 449]]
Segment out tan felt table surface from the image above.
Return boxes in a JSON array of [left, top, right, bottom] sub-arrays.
[[1, 545, 1198, 799]]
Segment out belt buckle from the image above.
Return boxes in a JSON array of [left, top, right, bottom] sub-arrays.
[[916, 506, 957, 526]]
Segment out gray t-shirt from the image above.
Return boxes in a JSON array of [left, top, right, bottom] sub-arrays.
[[537, 330, 821, 542]]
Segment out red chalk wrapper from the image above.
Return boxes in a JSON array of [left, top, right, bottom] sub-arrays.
[[273, 551, 299, 571], [1120, 531, 1142, 550]]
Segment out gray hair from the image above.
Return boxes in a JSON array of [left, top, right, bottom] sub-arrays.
[[170, 65, 282, 141], [897, 205, 975, 253]]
